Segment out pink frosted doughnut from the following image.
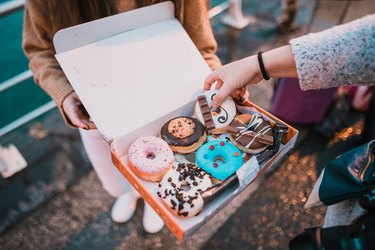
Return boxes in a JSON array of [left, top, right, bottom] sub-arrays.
[[127, 136, 174, 182]]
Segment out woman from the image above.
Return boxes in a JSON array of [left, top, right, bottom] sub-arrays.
[[204, 14, 375, 228], [23, 0, 221, 233]]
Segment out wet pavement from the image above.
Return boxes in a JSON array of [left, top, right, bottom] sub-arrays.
[[1, 0, 374, 249]]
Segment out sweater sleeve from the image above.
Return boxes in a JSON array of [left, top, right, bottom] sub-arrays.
[[290, 14, 375, 91], [22, 1, 75, 126], [181, 0, 221, 70]]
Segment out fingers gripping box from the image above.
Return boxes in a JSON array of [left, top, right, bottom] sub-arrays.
[[54, 2, 298, 241]]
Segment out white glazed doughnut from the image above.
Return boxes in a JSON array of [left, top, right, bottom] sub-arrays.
[[157, 163, 212, 217], [195, 89, 236, 134], [127, 136, 174, 182]]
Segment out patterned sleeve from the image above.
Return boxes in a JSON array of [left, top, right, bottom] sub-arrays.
[[290, 14, 375, 91]]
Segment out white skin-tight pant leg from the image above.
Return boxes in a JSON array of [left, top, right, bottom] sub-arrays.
[[79, 128, 132, 197]]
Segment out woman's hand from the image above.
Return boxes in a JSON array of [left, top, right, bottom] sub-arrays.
[[62, 91, 96, 130], [204, 45, 297, 108], [204, 55, 262, 108]]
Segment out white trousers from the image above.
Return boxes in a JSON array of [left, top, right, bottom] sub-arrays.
[[79, 129, 132, 197]]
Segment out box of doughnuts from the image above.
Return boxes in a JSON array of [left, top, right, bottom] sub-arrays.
[[54, 2, 298, 241]]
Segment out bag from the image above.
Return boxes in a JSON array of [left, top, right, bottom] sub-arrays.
[[270, 78, 337, 125], [305, 140, 375, 208], [289, 219, 375, 250]]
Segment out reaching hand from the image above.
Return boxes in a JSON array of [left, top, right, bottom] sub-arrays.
[[203, 45, 297, 108], [62, 91, 96, 130], [203, 56, 263, 108]]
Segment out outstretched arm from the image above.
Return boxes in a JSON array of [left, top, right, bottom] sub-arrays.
[[204, 14, 375, 108], [204, 45, 297, 108]]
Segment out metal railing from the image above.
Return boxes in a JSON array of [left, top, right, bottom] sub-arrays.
[[0, 0, 56, 137], [0, 0, 24, 18], [0, 69, 32, 93], [208, 1, 231, 19], [0, 101, 56, 137], [0, 0, 249, 137]]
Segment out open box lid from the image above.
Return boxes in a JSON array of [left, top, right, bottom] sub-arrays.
[[53, 2, 211, 141]]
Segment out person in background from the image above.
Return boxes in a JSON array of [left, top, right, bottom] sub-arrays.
[[23, 0, 220, 234], [204, 14, 375, 228]]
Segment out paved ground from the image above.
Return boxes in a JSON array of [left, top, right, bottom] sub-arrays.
[[1, 0, 374, 249]]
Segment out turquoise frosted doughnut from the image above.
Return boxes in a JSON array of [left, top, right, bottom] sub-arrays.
[[196, 140, 243, 181]]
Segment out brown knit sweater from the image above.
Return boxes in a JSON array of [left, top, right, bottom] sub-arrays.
[[22, 0, 220, 127]]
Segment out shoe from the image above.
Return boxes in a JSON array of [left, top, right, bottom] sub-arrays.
[[143, 202, 164, 233], [111, 190, 140, 223]]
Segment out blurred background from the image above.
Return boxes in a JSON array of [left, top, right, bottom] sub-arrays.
[[0, 0, 374, 249]]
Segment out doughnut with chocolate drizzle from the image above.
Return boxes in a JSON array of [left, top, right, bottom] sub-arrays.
[[228, 113, 274, 154]]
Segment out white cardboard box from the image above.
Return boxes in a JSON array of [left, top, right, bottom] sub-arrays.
[[54, 2, 298, 241]]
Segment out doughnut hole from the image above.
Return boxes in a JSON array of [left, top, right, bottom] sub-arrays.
[[181, 180, 191, 192], [213, 156, 226, 168], [145, 147, 157, 160]]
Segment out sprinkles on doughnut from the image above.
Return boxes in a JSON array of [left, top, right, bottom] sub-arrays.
[[196, 140, 243, 181], [127, 136, 174, 182], [157, 163, 212, 217], [195, 89, 236, 134]]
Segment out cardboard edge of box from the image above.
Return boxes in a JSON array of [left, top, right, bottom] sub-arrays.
[[110, 100, 298, 241]]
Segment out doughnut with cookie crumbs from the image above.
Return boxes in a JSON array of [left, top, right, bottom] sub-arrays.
[[160, 116, 206, 154]]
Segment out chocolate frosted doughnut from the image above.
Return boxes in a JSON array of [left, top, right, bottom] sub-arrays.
[[160, 116, 206, 154], [228, 113, 274, 154]]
